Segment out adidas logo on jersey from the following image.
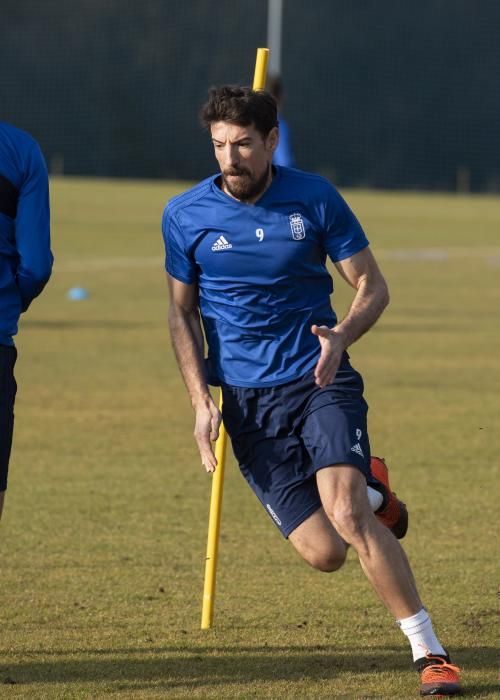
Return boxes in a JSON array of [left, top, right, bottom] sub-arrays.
[[351, 442, 364, 457], [211, 235, 232, 251]]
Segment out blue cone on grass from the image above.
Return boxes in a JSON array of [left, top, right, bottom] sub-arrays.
[[66, 287, 89, 301]]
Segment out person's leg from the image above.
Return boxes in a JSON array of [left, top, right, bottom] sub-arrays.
[[317, 464, 420, 617], [317, 464, 461, 696], [0, 345, 17, 521], [288, 506, 347, 571], [287, 480, 407, 572]]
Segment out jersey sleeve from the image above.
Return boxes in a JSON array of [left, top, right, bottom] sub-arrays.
[[162, 206, 197, 285], [15, 140, 53, 311], [322, 185, 369, 262]]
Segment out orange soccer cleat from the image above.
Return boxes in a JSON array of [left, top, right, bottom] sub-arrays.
[[370, 456, 409, 539], [416, 652, 461, 696]]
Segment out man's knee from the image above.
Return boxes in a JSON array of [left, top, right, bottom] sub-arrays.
[[325, 502, 371, 545], [300, 545, 346, 572], [317, 465, 375, 546], [288, 507, 348, 572]]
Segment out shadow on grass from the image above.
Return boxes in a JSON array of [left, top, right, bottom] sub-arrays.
[[0, 648, 398, 691], [0, 645, 498, 695]]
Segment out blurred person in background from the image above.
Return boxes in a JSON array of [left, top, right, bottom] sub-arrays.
[[0, 123, 53, 520], [268, 75, 295, 168], [162, 86, 461, 697]]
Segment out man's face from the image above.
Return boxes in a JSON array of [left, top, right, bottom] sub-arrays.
[[210, 121, 278, 202]]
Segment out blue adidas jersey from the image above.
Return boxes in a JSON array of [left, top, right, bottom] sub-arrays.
[[0, 123, 53, 345], [162, 166, 368, 388]]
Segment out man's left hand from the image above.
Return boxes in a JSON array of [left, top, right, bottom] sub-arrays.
[[311, 325, 346, 388]]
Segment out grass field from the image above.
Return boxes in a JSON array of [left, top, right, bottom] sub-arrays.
[[1, 177, 499, 698]]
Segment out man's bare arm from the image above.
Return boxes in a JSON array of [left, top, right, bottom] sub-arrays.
[[312, 246, 389, 387], [167, 273, 221, 471]]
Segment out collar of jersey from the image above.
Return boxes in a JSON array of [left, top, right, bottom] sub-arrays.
[[210, 166, 281, 207]]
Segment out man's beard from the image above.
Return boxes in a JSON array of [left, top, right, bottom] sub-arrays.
[[221, 164, 271, 202]]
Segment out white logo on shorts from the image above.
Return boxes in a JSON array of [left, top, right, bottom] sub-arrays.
[[266, 503, 282, 526], [351, 442, 364, 457]]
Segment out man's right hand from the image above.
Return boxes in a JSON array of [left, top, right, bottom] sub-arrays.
[[193, 396, 222, 473]]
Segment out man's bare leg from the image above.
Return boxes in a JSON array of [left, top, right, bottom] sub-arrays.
[[316, 464, 421, 618], [288, 507, 347, 572]]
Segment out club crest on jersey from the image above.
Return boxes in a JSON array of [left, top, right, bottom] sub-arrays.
[[289, 212, 305, 240]]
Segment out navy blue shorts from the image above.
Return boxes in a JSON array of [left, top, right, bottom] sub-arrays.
[[221, 355, 377, 537], [0, 345, 17, 492]]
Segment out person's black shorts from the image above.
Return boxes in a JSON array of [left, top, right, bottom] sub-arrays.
[[221, 354, 378, 538], [0, 345, 17, 492]]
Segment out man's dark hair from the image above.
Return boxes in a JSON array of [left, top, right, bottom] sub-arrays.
[[200, 85, 278, 138]]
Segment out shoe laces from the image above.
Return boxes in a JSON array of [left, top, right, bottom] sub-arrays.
[[420, 653, 461, 683]]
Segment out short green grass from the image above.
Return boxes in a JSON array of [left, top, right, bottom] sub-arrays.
[[1, 178, 498, 698]]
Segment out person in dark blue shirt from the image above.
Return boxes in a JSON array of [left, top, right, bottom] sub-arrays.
[[268, 75, 295, 168], [162, 86, 460, 697], [0, 123, 53, 519]]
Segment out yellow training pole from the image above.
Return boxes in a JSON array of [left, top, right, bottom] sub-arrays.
[[201, 47, 270, 630], [201, 391, 227, 629], [253, 47, 270, 90]]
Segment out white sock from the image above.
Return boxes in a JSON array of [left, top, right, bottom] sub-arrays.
[[397, 608, 446, 661], [367, 485, 384, 511]]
